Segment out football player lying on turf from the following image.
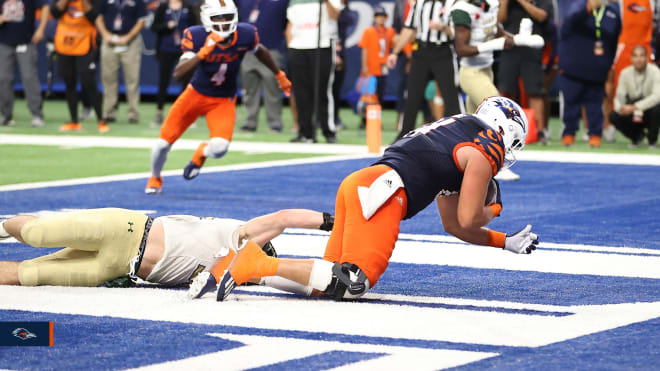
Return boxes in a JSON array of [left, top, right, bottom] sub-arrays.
[[0, 208, 332, 287], [204, 96, 539, 301]]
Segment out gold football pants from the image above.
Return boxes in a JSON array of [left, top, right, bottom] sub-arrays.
[[18, 208, 149, 286]]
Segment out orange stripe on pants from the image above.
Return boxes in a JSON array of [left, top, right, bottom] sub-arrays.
[[159, 85, 236, 144], [323, 164, 407, 286]]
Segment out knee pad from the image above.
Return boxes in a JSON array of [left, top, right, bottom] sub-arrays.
[[17, 261, 39, 286], [310, 260, 370, 301], [206, 137, 229, 159], [152, 138, 172, 155], [20, 220, 44, 247]]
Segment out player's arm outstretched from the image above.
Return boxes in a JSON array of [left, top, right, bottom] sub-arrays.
[[238, 209, 332, 247], [253, 44, 292, 97], [437, 145, 538, 254], [172, 30, 223, 81]]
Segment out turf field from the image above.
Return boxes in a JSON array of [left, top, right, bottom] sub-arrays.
[[1, 98, 660, 370]]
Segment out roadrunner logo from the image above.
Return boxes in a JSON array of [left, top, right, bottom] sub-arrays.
[[12, 328, 37, 340], [493, 99, 526, 133]]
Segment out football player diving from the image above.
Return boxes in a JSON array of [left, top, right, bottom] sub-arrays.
[[145, 0, 292, 194], [192, 96, 540, 302], [0, 208, 333, 287]]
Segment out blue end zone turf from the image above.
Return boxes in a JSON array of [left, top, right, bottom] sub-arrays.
[[1, 159, 659, 248], [1, 158, 659, 369]]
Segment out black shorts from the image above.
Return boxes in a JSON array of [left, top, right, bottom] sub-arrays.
[[497, 47, 545, 96]]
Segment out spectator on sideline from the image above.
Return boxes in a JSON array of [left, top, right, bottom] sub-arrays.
[[53, 0, 109, 133], [497, 0, 553, 144], [610, 45, 660, 149], [236, 0, 288, 133], [0, 0, 48, 127], [358, 4, 394, 128], [331, 0, 354, 130], [386, 0, 464, 141], [150, 0, 196, 127], [602, 0, 654, 142], [286, 0, 342, 143], [557, 0, 620, 148], [96, 0, 147, 123]]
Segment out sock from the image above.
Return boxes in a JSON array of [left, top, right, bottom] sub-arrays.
[[192, 142, 208, 166]]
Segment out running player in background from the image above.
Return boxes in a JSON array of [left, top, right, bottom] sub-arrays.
[[145, 0, 292, 194], [202, 97, 539, 302]]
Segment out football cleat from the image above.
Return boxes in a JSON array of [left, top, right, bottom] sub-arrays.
[[145, 176, 163, 194], [0, 220, 10, 240], [494, 167, 520, 181], [98, 120, 110, 133], [562, 134, 575, 147], [59, 122, 82, 132], [588, 135, 601, 148], [183, 161, 201, 180], [188, 271, 218, 299], [217, 271, 237, 301]]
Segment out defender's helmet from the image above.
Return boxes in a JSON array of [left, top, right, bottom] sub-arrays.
[[200, 0, 238, 39], [474, 96, 528, 168]]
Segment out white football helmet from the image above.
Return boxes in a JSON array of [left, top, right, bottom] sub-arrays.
[[200, 0, 238, 39], [474, 96, 528, 168]]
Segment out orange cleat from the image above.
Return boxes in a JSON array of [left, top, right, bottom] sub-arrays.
[[561, 134, 575, 147], [230, 241, 279, 286], [59, 122, 82, 132], [144, 176, 163, 195], [588, 135, 601, 148], [98, 120, 110, 133]]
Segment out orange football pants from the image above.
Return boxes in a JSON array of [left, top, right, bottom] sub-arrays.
[[323, 164, 408, 287], [159, 85, 236, 144]]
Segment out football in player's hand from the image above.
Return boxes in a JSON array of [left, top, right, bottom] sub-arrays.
[[485, 178, 500, 206]]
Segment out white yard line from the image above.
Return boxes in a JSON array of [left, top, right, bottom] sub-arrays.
[[4, 133, 660, 164], [0, 153, 376, 192]]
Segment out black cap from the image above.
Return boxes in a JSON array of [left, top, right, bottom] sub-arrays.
[[373, 5, 387, 16]]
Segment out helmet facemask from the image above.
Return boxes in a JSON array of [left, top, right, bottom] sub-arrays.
[[201, 0, 238, 39]]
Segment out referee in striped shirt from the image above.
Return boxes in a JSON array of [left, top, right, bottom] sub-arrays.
[[387, 0, 464, 140]]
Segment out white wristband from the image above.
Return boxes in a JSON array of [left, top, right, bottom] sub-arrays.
[[476, 37, 506, 53], [513, 34, 545, 49]]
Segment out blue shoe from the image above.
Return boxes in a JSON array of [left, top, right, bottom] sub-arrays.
[[187, 272, 217, 299], [183, 161, 201, 180], [217, 270, 237, 301]]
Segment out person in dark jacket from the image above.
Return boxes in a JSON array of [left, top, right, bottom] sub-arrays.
[[557, 0, 621, 147], [150, 0, 197, 126]]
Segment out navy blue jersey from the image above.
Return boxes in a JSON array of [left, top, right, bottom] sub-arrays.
[[376, 114, 505, 219], [181, 23, 259, 97]]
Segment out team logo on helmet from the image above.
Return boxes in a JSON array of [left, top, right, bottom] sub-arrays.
[[12, 328, 37, 340], [492, 98, 526, 133]]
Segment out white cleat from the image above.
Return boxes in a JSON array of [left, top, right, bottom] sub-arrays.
[[187, 271, 218, 299], [494, 167, 521, 181]]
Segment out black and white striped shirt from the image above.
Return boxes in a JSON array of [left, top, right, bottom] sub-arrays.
[[404, 0, 455, 45]]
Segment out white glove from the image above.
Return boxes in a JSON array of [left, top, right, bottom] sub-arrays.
[[504, 224, 539, 254], [513, 34, 545, 49]]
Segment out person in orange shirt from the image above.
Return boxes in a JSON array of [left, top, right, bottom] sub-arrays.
[[603, 0, 654, 142], [52, 0, 108, 133], [358, 5, 394, 108]]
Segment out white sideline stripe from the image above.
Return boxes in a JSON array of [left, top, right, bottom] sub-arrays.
[[0, 134, 370, 155], [1, 284, 659, 348], [0, 153, 375, 192], [283, 228, 660, 256], [3, 133, 660, 164], [268, 234, 660, 279]]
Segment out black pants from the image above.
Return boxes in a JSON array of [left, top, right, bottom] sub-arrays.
[[397, 44, 462, 140], [58, 51, 102, 123], [156, 51, 183, 110], [332, 65, 345, 124], [288, 47, 335, 140], [609, 105, 660, 145]]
